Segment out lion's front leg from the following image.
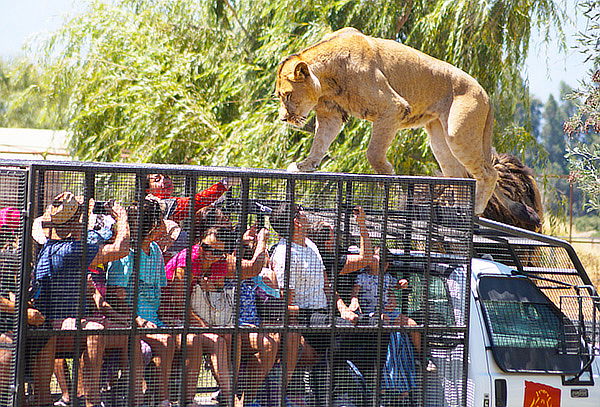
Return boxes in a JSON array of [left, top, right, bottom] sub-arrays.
[[366, 119, 399, 175], [288, 111, 343, 172]]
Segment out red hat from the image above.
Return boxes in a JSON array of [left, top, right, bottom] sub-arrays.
[[0, 207, 20, 232]]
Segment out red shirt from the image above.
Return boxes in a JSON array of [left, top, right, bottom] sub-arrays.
[[170, 182, 228, 223]]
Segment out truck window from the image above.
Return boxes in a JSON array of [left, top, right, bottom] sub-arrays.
[[479, 276, 587, 374], [406, 273, 455, 326]]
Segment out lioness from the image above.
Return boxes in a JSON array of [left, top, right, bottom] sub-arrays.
[[277, 27, 518, 217]]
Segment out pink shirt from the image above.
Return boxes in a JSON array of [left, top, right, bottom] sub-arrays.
[[165, 245, 228, 281]]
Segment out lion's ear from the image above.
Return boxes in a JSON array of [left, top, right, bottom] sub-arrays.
[[293, 61, 310, 82]]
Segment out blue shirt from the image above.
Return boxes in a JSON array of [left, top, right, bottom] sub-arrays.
[[34, 233, 101, 321], [235, 279, 260, 326], [107, 242, 167, 327]]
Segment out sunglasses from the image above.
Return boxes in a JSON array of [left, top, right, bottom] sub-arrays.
[[200, 242, 227, 257], [293, 204, 305, 217]]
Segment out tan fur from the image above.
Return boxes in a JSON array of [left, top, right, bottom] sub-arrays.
[[276, 27, 498, 215]]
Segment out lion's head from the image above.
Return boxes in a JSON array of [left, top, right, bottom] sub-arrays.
[[276, 58, 322, 127]]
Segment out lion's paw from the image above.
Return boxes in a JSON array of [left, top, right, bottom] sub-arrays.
[[287, 162, 301, 172], [401, 105, 412, 121]]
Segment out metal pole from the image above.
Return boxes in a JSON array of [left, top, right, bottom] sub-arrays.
[[569, 179, 573, 243]]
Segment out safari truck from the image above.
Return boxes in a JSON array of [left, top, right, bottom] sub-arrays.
[[0, 159, 598, 407]]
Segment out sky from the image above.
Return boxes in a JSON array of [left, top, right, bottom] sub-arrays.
[[0, 0, 594, 102]]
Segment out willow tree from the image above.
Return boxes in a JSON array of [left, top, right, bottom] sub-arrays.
[[0, 58, 68, 129], [37, 0, 565, 174]]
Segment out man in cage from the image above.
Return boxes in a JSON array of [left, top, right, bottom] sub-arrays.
[[144, 174, 241, 264], [33, 197, 141, 407], [143, 174, 236, 225], [30, 192, 130, 407], [308, 207, 419, 405], [270, 202, 362, 406]]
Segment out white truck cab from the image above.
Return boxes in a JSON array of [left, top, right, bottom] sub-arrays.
[[465, 218, 600, 407]]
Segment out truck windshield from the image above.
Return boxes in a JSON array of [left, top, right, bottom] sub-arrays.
[[479, 275, 585, 374]]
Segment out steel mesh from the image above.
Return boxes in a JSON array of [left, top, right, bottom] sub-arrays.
[[0, 160, 474, 407]]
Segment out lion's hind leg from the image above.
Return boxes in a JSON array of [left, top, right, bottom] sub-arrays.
[[425, 119, 469, 179]]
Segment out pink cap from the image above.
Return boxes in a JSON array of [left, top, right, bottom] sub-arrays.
[[0, 207, 20, 231]]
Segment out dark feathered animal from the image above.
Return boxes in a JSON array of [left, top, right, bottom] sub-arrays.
[[483, 153, 543, 233]]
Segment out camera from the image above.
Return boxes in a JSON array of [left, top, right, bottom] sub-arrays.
[[92, 200, 113, 215]]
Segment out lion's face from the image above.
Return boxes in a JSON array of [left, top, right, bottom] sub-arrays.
[[276, 60, 321, 127]]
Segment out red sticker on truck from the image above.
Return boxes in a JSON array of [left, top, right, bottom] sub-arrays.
[[524, 381, 561, 407]]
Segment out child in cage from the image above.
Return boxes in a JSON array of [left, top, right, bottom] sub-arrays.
[[307, 205, 374, 325]]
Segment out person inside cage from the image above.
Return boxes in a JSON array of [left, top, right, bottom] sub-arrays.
[[269, 202, 336, 405], [161, 225, 234, 406], [106, 197, 176, 407], [350, 246, 420, 400], [143, 174, 239, 225], [144, 173, 239, 263], [306, 205, 374, 325], [232, 224, 280, 407], [32, 198, 140, 407], [30, 192, 130, 407], [0, 207, 46, 401], [163, 206, 278, 407], [55, 199, 152, 407]]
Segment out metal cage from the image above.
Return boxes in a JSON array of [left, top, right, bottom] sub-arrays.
[[0, 159, 475, 407]]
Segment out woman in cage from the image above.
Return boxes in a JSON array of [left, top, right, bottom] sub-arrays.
[[161, 225, 233, 406], [106, 197, 177, 407], [163, 206, 277, 406]]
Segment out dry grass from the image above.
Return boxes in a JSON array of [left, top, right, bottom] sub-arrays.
[[544, 216, 600, 291], [572, 243, 600, 289]]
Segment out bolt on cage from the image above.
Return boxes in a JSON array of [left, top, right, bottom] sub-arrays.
[[0, 159, 475, 407]]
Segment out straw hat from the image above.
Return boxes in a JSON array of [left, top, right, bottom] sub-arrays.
[[40, 192, 85, 240]]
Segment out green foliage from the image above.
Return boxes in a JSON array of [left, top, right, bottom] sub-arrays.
[[0, 58, 67, 129], [568, 143, 600, 211], [574, 214, 600, 237], [565, 0, 600, 212], [36, 0, 565, 173]]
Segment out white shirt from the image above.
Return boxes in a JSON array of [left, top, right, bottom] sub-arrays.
[[271, 237, 327, 309]]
